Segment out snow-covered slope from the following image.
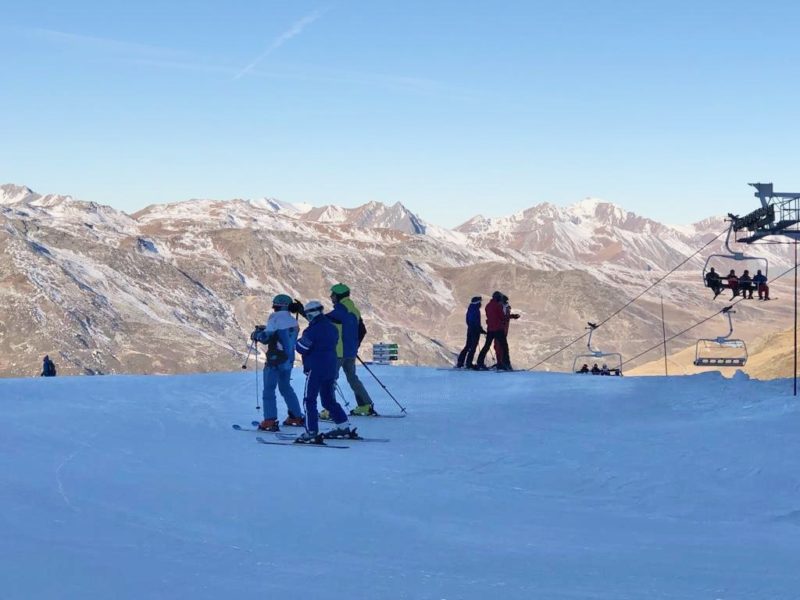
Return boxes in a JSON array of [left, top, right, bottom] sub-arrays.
[[1, 368, 798, 599]]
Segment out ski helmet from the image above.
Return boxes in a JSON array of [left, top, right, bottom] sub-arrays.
[[272, 294, 292, 309], [304, 300, 324, 319], [330, 283, 350, 299]]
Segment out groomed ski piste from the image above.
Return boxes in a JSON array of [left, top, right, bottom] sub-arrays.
[[2, 366, 799, 599]]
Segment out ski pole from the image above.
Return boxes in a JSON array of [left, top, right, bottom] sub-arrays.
[[334, 381, 351, 409], [242, 340, 255, 369], [254, 342, 261, 411], [356, 355, 406, 413]]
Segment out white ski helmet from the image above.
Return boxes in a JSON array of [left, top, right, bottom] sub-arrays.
[[304, 300, 324, 319]]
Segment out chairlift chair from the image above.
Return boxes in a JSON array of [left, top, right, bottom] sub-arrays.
[[693, 307, 748, 367], [702, 220, 768, 293], [572, 322, 623, 375]]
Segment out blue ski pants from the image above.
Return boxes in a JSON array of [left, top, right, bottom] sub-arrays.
[[303, 372, 347, 434], [262, 367, 303, 420]]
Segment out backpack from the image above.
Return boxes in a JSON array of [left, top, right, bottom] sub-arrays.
[[265, 332, 288, 367]]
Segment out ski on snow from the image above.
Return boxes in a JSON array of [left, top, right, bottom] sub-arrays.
[[235, 423, 388, 442], [274, 432, 389, 443], [256, 436, 349, 450]]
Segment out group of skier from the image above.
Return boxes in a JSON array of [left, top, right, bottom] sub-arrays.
[[455, 291, 520, 371], [250, 283, 376, 444], [705, 267, 770, 300]]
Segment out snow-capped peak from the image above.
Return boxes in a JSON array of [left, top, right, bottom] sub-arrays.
[[0, 184, 36, 205], [248, 197, 312, 216]]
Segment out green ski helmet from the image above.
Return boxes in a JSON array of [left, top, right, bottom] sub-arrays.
[[272, 294, 292, 309], [330, 283, 350, 300]]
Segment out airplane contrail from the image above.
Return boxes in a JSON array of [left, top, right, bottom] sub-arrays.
[[234, 9, 325, 80]]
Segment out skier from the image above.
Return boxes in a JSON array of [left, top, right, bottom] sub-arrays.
[[455, 296, 484, 369], [705, 267, 723, 298], [326, 283, 376, 416], [591, 363, 601, 375], [493, 294, 519, 370], [753, 270, 770, 300], [251, 294, 305, 431], [577, 363, 589, 374], [295, 300, 353, 443], [40, 355, 57, 377], [475, 291, 510, 370]]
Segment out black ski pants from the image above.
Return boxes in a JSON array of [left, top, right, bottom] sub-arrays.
[[456, 327, 482, 367], [477, 330, 509, 369]]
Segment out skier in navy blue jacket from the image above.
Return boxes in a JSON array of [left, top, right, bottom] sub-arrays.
[[456, 296, 485, 369], [295, 300, 353, 443]]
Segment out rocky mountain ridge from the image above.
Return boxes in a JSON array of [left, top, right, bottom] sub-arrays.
[[1, 183, 794, 378]]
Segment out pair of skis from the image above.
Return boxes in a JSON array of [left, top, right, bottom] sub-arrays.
[[232, 422, 390, 449]]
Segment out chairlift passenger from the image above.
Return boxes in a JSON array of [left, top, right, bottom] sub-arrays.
[[739, 270, 754, 299], [705, 267, 723, 298], [591, 363, 600, 375], [753, 270, 770, 300], [726, 270, 739, 298]]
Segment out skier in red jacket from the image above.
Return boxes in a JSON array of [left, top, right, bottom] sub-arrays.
[[493, 294, 520, 369], [476, 291, 511, 370]]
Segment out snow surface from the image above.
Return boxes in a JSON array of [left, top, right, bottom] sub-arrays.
[[1, 369, 799, 599]]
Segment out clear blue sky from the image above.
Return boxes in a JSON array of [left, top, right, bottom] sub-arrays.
[[2, 0, 799, 227]]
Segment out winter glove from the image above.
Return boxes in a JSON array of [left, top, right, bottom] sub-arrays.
[[510, 314, 520, 320], [288, 299, 305, 317], [250, 325, 266, 342]]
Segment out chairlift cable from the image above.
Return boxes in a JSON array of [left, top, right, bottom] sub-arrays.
[[526, 225, 730, 370], [620, 260, 800, 368]]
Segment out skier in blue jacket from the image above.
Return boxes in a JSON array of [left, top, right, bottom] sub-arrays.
[[456, 296, 485, 369], [295, 300, 353, 443], [251, 294, 304, 431]]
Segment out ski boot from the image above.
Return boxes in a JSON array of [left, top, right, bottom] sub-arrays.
[[282, 415, 305, 427], [323, 423, 356, 439], [295, 431, 324, 444], [257, 418, 280, 432], [350, 404, 377, 417]]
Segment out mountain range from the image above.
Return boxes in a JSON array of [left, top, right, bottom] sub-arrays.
[[1, 183, 795, 378]]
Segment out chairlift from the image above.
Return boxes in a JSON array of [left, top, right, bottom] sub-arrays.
[[693, 306, 748, 367], [702, 220, 768, 295], [572, 322, 623, 376]]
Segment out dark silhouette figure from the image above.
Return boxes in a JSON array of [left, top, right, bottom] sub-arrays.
[[753, 270, 770, 300], [456, 296, 484, 369], [726, 270, 739, 299], [476, 291, 510, 370], [705, 267, 723, 298], [41, 355, 57, 377], [739, 270, 754, 299]]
